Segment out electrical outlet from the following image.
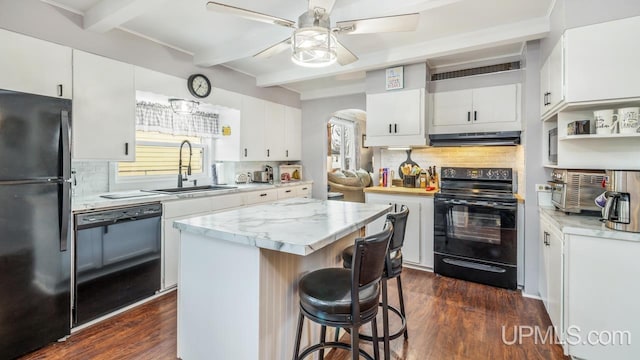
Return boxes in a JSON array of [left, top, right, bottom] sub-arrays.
[[536, 183, 551, 192]]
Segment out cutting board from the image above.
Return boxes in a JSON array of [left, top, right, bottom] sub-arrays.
[[398, 150, 419, 179]]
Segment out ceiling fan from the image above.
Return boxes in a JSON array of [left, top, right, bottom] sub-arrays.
[[206, 0, 420, 67]]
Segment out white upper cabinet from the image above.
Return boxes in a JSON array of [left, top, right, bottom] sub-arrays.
[[215, 95, 301, 161], [565, 16, 640, 103], [239, 95, 266, 161], [365, 88, 427, 147], [72, 50, 136, 161], [264, 101, 285, 160], [0, 29, 72, 99], [431, 84, 520, 134], [540, 37, 564, 117], [284, 107, 302, 160]]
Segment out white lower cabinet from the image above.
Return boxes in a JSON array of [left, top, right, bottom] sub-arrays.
[[539, 217, 563, 342], [365, 193, 434, 268], [539, 210, 640, 359]]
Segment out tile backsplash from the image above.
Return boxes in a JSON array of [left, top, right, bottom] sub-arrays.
[[380, 146, 525, 195], [71, 161, 110, 197]]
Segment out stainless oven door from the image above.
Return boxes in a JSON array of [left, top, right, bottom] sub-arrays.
[[434, 196, 517, 265]]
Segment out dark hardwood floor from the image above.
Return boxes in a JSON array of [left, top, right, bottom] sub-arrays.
[[20, 268, 567, 360]]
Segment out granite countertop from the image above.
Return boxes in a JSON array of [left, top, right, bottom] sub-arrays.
[[539, 206, 640, 242], [173, 197, 391, 256], [364, 186, 525, 203], [72, 181, 313, 212]]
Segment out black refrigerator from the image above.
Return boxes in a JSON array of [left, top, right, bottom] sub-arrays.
[[0, 89, 72, 359]]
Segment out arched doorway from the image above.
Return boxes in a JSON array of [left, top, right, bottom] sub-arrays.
[[326, 109, 373, 202]]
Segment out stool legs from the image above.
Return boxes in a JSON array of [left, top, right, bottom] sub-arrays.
[[319, 325, 327, 359], [371, 318, 380, 360], [381, 279, 390, 360], [396, 275, 408, 340], [293, 312, 304, 360], [350, 324, 360, 360]]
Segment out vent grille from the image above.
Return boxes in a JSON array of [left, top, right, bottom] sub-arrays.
[[431, 61, 521, 81]]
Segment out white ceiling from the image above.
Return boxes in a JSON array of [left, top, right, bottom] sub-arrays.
[[44, 0, 552, 97]]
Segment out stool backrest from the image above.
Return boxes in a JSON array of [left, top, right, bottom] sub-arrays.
[[351, 220, 393, 289], [387, 205, 409, 252], [350, 220, 393, 322]]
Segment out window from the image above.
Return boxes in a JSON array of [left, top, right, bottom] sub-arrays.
[[328, 117, 356, 170], [117, 131, 205, 177]]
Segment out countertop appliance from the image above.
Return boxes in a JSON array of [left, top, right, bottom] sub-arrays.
[[74, 203, 161, 326], [549, 169, 605, 214], [602, 170, 640, 233], [434, 167, 517, 289], [253, 170, 270, 183], [0, 89, 72, 359], [548, 127, 558, 164]]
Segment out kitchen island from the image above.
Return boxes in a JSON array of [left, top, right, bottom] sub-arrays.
[[173, 198, 391, 360]]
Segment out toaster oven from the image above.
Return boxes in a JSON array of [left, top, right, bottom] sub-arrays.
[[549, 169, 605, 213]]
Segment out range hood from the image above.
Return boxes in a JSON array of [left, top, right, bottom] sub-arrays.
[[429, 131, 521, 147]]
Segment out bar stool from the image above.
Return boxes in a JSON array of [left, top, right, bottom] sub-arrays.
[[292, 221, 394, 360], [338, 206, 410, 360]]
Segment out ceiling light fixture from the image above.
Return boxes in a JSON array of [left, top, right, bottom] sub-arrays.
[[291, 9, 337, 68], [169, 98, 199, 114]]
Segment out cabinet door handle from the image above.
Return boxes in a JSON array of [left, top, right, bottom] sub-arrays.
[[57, 84, 63, 97], [267, 149, 270, 157], [302, 187, 308, 190], [285, 190, 292, 193], [394, 123, 398, 133], [260, 193, 268, 197], [467, 112, 471, 122], [125, 142, 129, 155], [474, 111, 477, 121], [389, 124, 392, 133], [244, 148, 248, 157], [286, 150, 289, 157], [547, 92, 552, 106]]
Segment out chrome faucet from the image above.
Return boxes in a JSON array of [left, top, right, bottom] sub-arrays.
[[177, 140, 192, 188]]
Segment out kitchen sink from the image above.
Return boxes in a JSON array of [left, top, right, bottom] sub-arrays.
[[145, 185, 238, 194]]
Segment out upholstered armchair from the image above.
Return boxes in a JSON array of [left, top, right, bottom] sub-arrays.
[[327, 169, 372, 203]]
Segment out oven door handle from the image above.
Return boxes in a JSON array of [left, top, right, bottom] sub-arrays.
[[442, 258, 507, 273], [437, 198, 516, 210]]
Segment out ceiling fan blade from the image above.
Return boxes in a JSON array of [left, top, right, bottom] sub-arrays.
[[254, 38, 292, 59], [308, 0, 336, 14], [335, 13, 419, 34], [335, 40, 358, 66], [206, 2, 295, 28]]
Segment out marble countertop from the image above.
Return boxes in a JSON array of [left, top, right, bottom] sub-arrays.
[[174, 197, 391, 256], [72, 181, 313, 212], [539, 207, 640, 242]]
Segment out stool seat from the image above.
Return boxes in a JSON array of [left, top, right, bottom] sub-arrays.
[[342, 246, 403, 277], [299, 268, 379, 323]]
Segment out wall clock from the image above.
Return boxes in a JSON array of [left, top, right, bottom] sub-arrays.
[[187, 74, 212, 98]]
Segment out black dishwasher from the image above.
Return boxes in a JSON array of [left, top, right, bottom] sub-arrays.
[[74, 203, 162, 326]]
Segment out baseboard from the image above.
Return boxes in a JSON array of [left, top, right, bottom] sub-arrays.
[[521, 292, 542, 300], [403, 263, 433, 272]]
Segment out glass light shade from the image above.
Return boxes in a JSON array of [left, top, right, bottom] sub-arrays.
[[169, 98, 199, 114], [291, 27, 337, 68]]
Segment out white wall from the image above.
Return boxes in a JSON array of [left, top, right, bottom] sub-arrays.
[[301, 94, 366, 199], [0, 0, 300, 108], [522, 40, 546, 297]]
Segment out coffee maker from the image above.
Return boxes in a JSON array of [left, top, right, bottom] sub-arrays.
[[602, 170, 640, 233], [265, 165, 274, 184]]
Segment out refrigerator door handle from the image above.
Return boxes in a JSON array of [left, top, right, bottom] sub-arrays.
[[59, 110, 71, 252], [61, 110, 71, 180], [59, 182, 70, 252]]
